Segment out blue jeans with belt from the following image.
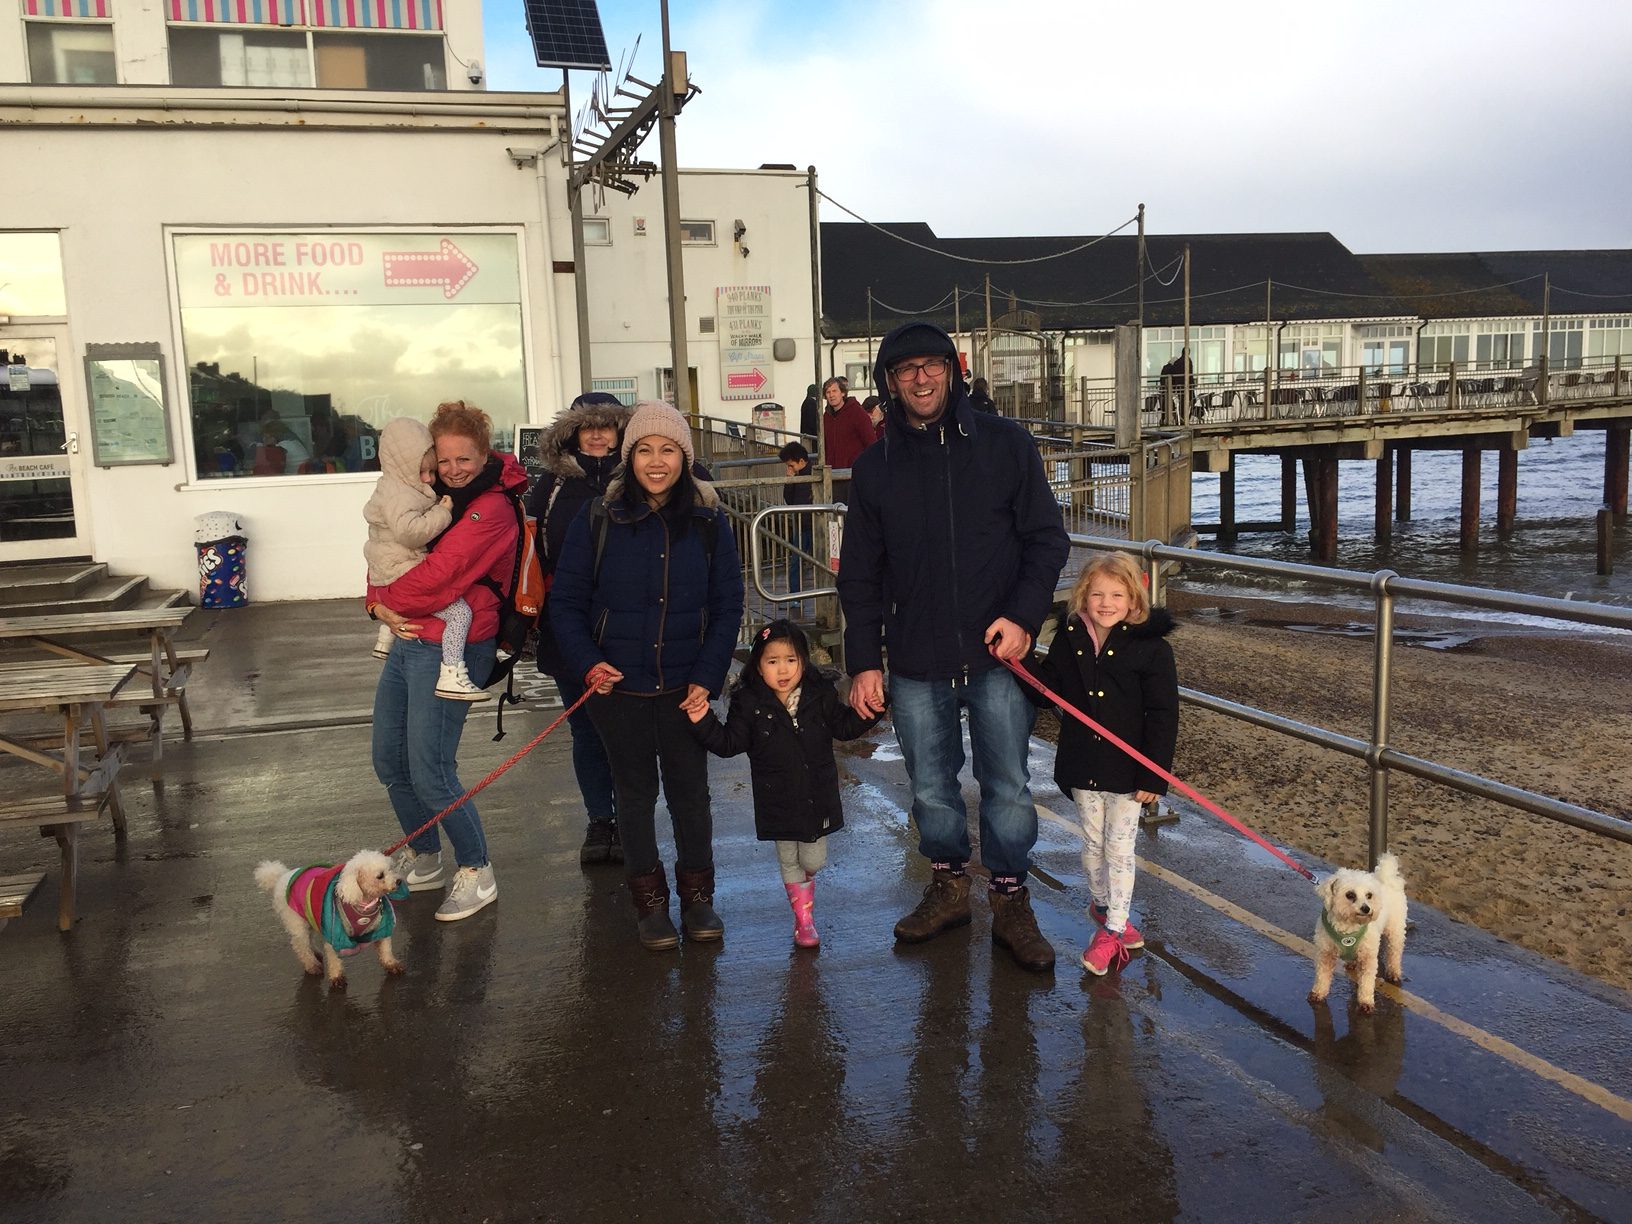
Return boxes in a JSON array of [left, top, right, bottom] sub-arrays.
[[889, 666, 1038, 880], [371, 635, 495, 869], [554, 669, 616, 826]]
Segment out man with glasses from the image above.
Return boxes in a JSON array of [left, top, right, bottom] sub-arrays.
[[838, 322, 1069, 972]]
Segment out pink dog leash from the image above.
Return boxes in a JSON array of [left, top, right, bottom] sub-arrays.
[[1002, 656, 1315, 880], [382, 683, 597, 858]]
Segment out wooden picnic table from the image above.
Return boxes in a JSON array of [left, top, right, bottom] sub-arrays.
[[0, 607, 199, 772], [0, 662, 136, 931]]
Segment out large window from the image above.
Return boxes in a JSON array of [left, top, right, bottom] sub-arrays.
[[169, 27, 444, 88], [1533, 318, 1585, 369], [0, 233, 68, 316], [25, 21, 116, 84], [1280, 323, 1344, 373], [1473, 319, 1528, 371], [1587, 317, 1632, 360], [1143, 325, 1224, 379], [1358, 324, 1414, 375], [173, 231, 528, 480]]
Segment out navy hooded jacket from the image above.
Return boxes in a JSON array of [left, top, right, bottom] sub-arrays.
[[837, 322, 1069, 682]]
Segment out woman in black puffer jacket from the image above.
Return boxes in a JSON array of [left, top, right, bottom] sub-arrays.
[[528, 391, 632, 866]]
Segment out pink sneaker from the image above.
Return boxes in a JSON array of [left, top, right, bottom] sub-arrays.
[[1091, 905, 1144, 949], [785, 880, 819, 948], [1081, 928, 1129, 976]]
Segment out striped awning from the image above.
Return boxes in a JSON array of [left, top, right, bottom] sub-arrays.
[[23, 0, 110, 16], [167, 0, 303, 21], [308, 0, 440, 29]]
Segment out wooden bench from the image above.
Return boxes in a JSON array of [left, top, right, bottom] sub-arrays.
[[0, 871, 46, 932], [0, 663, 135, 930]]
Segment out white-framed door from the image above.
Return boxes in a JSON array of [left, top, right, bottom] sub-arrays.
[[0, 325, 93, 560]]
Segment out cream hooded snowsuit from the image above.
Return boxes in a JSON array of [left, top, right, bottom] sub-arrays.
[[363, 418, 453, 585]]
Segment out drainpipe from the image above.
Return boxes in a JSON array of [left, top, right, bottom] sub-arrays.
[[828, 336, 839, 381], [510, 125, 567, 421]]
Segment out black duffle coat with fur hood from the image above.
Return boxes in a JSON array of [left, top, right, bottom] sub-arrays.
[[690, 668, 880, 843], [1023, 606, 1179, 796]]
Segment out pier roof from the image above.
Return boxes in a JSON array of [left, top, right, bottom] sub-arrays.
[[820, 221, 1632, 337]]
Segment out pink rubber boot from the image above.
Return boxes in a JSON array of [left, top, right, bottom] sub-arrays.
[[785, 880, 819, 948]]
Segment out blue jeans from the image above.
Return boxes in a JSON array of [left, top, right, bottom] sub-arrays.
[[554, 669, 616, 826], [371, 635, 495, 869], [890, 667, 1038, 879]]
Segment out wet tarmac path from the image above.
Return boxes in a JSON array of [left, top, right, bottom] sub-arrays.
[[1, 613, 1629, 1222]]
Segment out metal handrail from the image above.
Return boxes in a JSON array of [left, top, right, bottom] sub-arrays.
[[1068, 532, 1632, 859]]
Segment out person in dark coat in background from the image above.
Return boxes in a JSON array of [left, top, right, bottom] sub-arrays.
[[969, 377, 998, 414], [779, 440, 815, 610], [527, 391, 632, 866], [549, 400, 745, 951], [838, 321, 1069, 973], [800, 384, 821, 449], [687, 620, 879, 948]]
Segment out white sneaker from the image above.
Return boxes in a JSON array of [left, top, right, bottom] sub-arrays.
[[436, 661, 491, 702], [392, 847, 446, 892], [372, 623, 394, 660], [436, 863, 497, 921]]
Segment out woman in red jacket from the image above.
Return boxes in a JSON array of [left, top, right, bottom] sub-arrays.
[[368, 401, 525, 924]]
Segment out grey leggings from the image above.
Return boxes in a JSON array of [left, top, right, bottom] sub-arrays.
[[437, 597, 472, 667], [775, 837, 827, 884]]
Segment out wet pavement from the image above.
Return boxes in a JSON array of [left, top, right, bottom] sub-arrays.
[[1, 601, 1629, 1222]]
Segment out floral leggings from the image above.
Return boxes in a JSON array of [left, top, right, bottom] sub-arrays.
[[1071, 788, 1144, 933]]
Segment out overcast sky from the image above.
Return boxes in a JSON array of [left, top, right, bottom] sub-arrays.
[[482, 0, 1632, 255]]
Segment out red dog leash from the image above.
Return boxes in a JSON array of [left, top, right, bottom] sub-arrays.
[[382, 684, 597, 858], [1002, 655, 1314, 880]]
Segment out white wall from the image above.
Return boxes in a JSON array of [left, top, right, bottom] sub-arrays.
[[584, 168, 819, 424], [6, 97, 573, 600]]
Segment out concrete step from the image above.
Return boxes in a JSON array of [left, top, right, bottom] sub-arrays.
[[0, 573, 151, 617], [0, 560, 108, 606]]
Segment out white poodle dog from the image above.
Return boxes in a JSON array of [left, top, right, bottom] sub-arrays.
[[254, 849, 407, 989], [1308, 852, 1408, 1014]]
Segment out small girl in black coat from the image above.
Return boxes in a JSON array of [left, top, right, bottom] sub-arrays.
[[687, 620, 880, 947], [1024, 552, 1178, 977]]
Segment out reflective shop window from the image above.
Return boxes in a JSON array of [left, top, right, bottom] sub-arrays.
[[172, 232, 528, 480]]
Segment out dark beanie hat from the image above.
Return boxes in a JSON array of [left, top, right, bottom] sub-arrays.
[[876, 323, 954, 373]]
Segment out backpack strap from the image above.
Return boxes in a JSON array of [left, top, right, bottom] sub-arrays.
[[477, 487, 528, 605]]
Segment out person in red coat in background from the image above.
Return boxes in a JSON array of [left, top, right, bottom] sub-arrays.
[[821, 377, 876, 502]]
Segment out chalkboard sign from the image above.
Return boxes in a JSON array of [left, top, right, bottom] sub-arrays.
[[516, 425, 547, 488], [84, 342, 175, 467]]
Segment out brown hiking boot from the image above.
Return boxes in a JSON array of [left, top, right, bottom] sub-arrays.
[[629, 866, 679, 951], [674, 865, 724, 942], [989, 887, 1056, 972], [893, 869, 972, 943]]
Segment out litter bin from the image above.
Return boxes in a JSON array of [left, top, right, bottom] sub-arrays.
[[194, 510, 248, 609]]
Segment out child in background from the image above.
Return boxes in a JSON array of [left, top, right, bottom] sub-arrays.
[[1023, 552, 1177, 974], [362, 417, 489, 702], [778, 440, 814, 613], [686, 620, 880, 947]]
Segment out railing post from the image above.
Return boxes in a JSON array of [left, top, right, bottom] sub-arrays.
[[1357, 364, 1367, 417], [1369, 570, 1397, 867], [1262, 363, 1272, 420], [1447, 359, 1459, 411]]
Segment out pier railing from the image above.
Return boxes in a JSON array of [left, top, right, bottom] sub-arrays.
[[1064, 354, 1630, 429], [1076, 533, 1632, 865]]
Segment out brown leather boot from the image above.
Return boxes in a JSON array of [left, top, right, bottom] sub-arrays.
[[988, 886, 1056, 972], [628, 866, 678, 950], [893, 869, 972, 943], [674, 866, 724, 942]]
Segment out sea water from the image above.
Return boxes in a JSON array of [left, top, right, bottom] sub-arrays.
[[1179, 432, 1632, 626]]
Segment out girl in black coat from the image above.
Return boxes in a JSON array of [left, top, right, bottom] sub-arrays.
[[1024, 552, 1178, 977], [687, 620, 880, 948]]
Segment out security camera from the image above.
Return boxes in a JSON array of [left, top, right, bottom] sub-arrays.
[[467, 59, 484, 85]]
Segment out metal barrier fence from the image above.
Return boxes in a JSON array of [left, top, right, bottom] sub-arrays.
[[1071, 533, 1632, 864], [1064, 355, 1631, 429]]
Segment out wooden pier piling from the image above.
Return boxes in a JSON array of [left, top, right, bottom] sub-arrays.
[[1375, 453, 1392, 543], [1607, 425, 1630, 524], [1219, 466, 1237, 545], [1460, 448, 1482, 552], [1281, 455, 1297, 533], [1396, 450, 1412, 522], [1497, 449, 1518, 535]]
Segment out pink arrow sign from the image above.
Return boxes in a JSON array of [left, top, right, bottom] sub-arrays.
[[727, 368, 768, 393], [382, 239, 479, 299]]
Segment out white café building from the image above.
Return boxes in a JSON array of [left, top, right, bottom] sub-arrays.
[[1, 0, 817, 600]]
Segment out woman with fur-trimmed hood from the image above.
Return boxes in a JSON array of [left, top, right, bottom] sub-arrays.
[[527, 392, 633, 866], [549, 400, 745, 952]]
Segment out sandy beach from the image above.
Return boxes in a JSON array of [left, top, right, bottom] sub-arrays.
[[1042, 590, 1632, 991]]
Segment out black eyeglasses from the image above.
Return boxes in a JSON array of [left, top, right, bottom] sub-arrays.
[[889, 356, 950, 381]]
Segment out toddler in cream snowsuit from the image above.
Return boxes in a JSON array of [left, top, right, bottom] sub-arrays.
[[363, 417, 487, 701]]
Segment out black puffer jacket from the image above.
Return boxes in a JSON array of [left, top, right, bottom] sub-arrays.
[[1023, 607, 1179, 796], [690, 669, 880, 842], [527, 399, 632, 675]]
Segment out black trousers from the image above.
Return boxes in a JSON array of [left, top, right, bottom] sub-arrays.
[[588, 689, 713, 877]]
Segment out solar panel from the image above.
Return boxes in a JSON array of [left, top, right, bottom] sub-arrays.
[[524, 0, 612, 71]]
